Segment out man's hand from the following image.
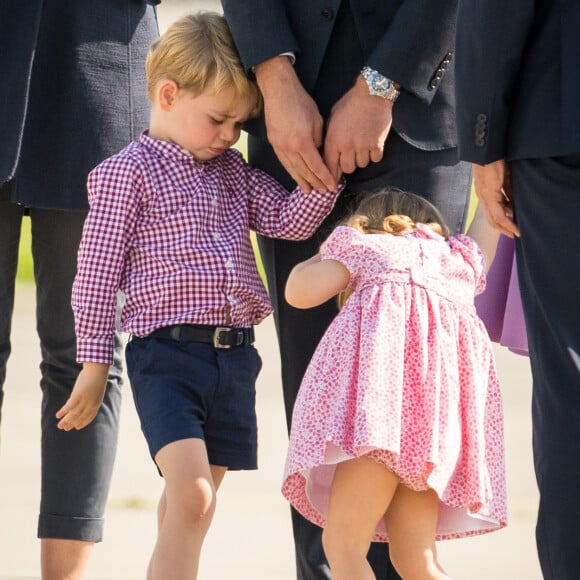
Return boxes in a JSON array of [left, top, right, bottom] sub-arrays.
[[254, 56, 337, 193], [56, 362, 109, 431], [323, 75, 394, 179], [472, 160, 520, 238]]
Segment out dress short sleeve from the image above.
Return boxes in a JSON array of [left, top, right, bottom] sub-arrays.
[[320, 226, 365, 290], [449, 234, 487, 294]]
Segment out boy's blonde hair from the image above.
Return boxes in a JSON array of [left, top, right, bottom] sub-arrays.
[[145, 12, 261, 115]]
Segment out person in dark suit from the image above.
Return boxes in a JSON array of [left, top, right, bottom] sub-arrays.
[[455, 2, 580, 579], [0, 2, 158, 578], [221, 1, 471, 578]]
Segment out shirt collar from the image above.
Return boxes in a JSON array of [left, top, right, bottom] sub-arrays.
[[138, 130, 220, 169]]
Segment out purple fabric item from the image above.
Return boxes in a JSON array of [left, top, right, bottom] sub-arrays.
[[475, 235, 529, 356]]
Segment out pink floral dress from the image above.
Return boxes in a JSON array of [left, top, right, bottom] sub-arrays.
[[282, 225, 506, 541]]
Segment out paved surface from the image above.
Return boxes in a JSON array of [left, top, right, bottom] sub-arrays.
[[0, 2, 543, 578]]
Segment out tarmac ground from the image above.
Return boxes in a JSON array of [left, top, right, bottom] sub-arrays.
[[0, 2, 543, 578]]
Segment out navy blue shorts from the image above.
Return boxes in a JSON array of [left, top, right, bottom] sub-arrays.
[[125, 333, 262, 471]]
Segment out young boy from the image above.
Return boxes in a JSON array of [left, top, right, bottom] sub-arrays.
[[55, 12, 340, 579]]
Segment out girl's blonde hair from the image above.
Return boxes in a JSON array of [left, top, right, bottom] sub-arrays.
[[145, 12, 261, 115], [345, 187, 450, 239], [337, 187, 450, 309]]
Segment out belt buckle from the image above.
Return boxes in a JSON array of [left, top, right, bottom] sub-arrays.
[[213, 327, 232, 349]]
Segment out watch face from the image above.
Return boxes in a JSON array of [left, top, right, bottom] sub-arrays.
[[361, 67, 399, 101], [372, 75, 390, 93]]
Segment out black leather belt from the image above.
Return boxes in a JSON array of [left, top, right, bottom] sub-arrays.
[[148, 324, 255, 349]]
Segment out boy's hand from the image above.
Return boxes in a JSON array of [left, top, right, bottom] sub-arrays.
[[56, 363, 109, 431]]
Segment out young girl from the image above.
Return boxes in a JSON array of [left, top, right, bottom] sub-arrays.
[[56, 12, 340, 580], [282, 188, 506, 580]]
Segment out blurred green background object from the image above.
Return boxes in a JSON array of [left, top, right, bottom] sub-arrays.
[[17, 219, 33, 283]]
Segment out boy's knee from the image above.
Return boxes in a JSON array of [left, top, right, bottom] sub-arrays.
[[173, 478, 217, 525]]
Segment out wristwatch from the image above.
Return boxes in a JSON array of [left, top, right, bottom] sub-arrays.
[[360, 66, 400, 102]]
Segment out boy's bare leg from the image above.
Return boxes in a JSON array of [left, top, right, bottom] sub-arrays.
[[148, 438, 227, 580]]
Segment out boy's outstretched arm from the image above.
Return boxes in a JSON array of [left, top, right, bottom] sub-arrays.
[[56, 363, 109, 431]]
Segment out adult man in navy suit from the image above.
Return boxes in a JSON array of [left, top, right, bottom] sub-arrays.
[[221, 1, 471, 578], [455, 1, 580, 578]]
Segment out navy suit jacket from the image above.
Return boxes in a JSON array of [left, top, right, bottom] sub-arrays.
[[0, 0, 158, 210], [222, 0, 461, 151], [455, 0, 580, 164]]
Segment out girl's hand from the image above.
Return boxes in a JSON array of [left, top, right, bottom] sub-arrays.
[[56, 363, 109, 431]]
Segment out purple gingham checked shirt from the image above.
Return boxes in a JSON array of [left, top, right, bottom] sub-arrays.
[[73, 132, 340, 364]]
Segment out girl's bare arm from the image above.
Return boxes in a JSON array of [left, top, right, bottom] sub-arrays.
[[285, 253, 350, 309]]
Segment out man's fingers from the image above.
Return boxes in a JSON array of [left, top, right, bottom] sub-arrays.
[[354, 149, 371, 170], [339, 152, 357, 175], [486, 203, 520, 238], [277, 146, 337, 193], [277, 152, 313, 193], [369, 147, 384, 164], [324, 147, 341, 183]]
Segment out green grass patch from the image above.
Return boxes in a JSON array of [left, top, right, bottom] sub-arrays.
[[466, 183, 478, 227], [16, 217, 34, 283]]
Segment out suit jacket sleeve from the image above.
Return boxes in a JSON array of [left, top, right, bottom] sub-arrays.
[[223, 0, 459, 106], [455, 0, 534, 164], [364, 0, 458, 105], [220, 0, 299, 70]]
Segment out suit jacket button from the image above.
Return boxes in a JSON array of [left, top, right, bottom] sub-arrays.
[[475, 136, 485, 147], [321, 8, 334, 20], [476, 113, 488, 123]]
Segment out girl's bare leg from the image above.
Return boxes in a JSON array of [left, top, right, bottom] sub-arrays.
[[322, 456, 399, 580], [147, 438, 227, 580], [385, 486, 450, 580]]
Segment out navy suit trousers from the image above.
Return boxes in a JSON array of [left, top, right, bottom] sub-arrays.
[[512, 155, 580, 580], [0, 201, 123, 541]]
